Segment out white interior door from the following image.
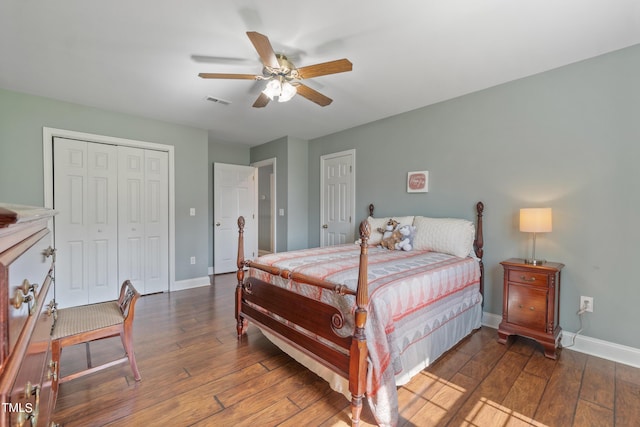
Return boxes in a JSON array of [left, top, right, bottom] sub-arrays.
[[214, 163, 257, 274], [321, 150, 355, 246], [53, 137, 118, 307]]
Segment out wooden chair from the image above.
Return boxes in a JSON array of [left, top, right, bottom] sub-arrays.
[[51, 280, 142, 389]]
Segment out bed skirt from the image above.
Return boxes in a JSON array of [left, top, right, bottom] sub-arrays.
[[257, 291, 482, 402]]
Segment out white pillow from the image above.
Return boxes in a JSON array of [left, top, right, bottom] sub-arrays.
[[412, 216, 475, 258], [366, 216, 414, 245]]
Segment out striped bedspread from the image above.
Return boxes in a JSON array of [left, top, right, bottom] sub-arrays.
[[249, 244, 482, 426]]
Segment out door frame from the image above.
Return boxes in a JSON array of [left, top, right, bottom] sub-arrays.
[[251, 157, 277, 254], [320, 149, 356, 246], [42, 127, 176, 291]]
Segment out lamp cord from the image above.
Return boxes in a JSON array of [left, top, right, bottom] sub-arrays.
[[563, 305, 587, 349]]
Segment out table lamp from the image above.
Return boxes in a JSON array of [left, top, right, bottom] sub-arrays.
[[520, 208, 552, 265]]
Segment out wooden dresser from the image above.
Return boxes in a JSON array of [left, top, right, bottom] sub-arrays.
[[497, 258, 564, 359], [0, 205, 57, 427]]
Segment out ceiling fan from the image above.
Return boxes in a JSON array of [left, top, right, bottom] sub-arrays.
[[198, 31, 352, 108]]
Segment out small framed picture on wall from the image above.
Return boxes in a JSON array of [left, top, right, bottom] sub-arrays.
[[407, 171, 429, 193]]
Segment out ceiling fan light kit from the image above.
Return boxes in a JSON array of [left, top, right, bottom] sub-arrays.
[[262, 78, 297, 103], [199, 31, 352, 108]]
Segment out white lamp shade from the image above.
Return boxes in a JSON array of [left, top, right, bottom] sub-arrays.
[[520, 208, 552, 233], [262, 80, 281, 100], [278, 81, 297, 102]]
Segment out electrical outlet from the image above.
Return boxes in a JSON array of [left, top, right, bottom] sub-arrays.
[[190, 256, 196, 265], [580, 296, 593, 312]]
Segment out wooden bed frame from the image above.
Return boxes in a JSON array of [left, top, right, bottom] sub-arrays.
[[235, 202, 484, 426]]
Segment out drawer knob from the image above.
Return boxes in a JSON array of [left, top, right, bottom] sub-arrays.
[[529, 306, 535, 311], [520, 275, 536, 282]]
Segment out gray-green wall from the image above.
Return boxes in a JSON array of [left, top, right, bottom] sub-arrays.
[[0, 88, 209, 282], [307, 44, 640, 349], [250, 136, 309, 252]]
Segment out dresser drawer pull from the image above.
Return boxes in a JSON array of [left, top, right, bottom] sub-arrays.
[[44, 246, 57, 262], [19, 278, 38, 295], [520, 275, 536, 282], [518, 304, 536, 311], [10, 279, 39, 314], [46, 299, 58, 318], [48, 360, 58, 381], [10, 288, 27, 309], [14, 382, 40, 427], [10, 289, 35, 313]]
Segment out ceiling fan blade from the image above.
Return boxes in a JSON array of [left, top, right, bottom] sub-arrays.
[[253, 92, 270, 108], [198, 73, 259, 80], [246, 31, 279, 69], [191, 55, 253, 65], [294, 84, 333, 107], [297, 58, 352, 79]]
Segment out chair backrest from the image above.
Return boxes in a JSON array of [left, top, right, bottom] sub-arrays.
[[117, 280, 140, 320]]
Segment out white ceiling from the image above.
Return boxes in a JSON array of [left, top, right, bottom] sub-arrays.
[[1, 1, 639, 146]]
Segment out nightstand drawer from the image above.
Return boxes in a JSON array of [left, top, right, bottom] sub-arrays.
[[507, 270, 549, 286], [507, 284, 547, 330]]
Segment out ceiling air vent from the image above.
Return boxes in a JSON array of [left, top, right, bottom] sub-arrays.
[[205, 96, 231, 106]]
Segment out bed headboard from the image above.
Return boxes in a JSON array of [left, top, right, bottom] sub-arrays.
[[367, 201, 485, 303]]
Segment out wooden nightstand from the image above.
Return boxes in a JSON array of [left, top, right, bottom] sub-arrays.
[[497, 258, 564, 359]]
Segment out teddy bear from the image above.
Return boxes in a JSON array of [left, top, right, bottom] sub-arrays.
[[394, 224, 416, 251], [379, 219, 405, 250], [377, 218, 399, 242]]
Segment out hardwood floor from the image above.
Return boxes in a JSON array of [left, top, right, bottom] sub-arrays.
[[53, 273, 640, 426]]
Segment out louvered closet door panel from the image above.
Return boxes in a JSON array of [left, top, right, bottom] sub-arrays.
[[143, 150, 169, 294], [118, 146, 146, 293]]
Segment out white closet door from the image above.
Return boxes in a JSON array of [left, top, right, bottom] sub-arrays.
[[53, 138, 118, 307], [118, 146, 169, 294], [143, 150, 169, 294], [87, 142, 119, 302], [118, 146, 146, 293]]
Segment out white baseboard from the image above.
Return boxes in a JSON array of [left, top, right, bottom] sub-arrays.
[[482, 311, 502, 329], [482, 311, 640, 369], [208, 266, 214, 275], [560, 331, 640, 368], [172, 276, 210, 292]]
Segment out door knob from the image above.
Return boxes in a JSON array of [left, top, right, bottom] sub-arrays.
[[216, 222, 221, 226], [322, 224, 328, 229]]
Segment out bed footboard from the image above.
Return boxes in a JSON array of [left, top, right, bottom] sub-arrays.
[[236, 217, 371, 427]]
